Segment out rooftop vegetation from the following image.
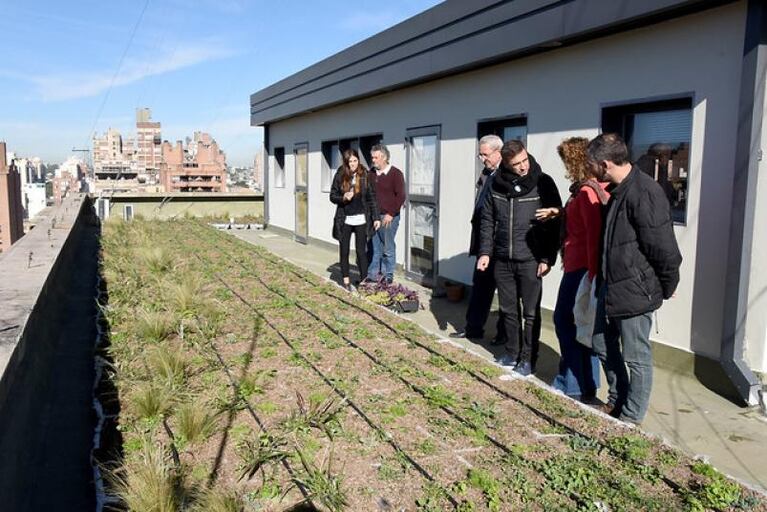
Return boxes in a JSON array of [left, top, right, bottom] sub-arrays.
[[98, 218, 765, 511]]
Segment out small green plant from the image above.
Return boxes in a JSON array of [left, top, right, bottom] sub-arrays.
[[423, 385, 456, 409], [237, 432, 287, 481], [174, 402, 217, 447], [293, 447, 348, 512], [283, 392, 345, 439], [416, 481, 449, 511], [467, 468, 502, 512], [608, 434, 652, 462], [317, 329, 343, 349], [686, 461, 743, 511]]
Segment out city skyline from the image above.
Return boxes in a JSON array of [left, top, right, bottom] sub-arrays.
[[0, 0, 442, 167]]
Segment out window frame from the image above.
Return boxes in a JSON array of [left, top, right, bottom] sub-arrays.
[[601, 95, 693, 226], [273, 146, 285, 189]]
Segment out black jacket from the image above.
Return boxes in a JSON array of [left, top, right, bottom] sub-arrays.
[[602, 166, 682, 317], [329, 167, 379, 240], [478, 155, 562, 264], [469, 169, 496, 256]]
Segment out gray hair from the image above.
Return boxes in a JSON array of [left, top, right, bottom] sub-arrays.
[[478, 134, 503, 152], [370, 143, 390, 163]]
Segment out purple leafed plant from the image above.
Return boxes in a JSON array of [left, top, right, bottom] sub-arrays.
[[357, 279, 418, 305]]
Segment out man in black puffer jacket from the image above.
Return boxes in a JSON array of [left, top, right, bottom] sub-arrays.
[[478, 140, 562, 376], [588, 133, 682, 425]]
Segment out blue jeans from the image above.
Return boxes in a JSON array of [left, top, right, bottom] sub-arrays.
[[609, 312, 653, 423], [552, 269, 600, 398], [592, 286, 629, 411], [367, 214, 400, 281], [593, 285, 653, 423]]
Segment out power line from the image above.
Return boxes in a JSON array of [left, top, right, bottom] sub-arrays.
[[85, 0, 151, 148]]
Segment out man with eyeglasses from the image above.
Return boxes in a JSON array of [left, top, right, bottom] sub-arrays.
[[477, 140, 562, 375], [451, 134, 506, 342]]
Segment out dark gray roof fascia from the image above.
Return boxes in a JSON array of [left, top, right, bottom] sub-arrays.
[[250, 0, 733, 125]]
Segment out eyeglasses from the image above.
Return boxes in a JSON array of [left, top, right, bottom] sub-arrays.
[[477, 150, 498, 161]]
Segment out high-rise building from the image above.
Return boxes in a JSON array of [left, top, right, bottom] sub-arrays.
[[0, 142, 24, 253], [160, 132, 227, 193], [135, 108, 162, 181]]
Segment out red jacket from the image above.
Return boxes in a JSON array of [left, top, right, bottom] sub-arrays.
[[562, 182, 610, 278]]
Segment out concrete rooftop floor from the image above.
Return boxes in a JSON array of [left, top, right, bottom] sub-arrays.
[[228, 226, 767, 493]]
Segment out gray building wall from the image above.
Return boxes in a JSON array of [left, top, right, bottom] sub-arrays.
[[265, 2, 766, 371]]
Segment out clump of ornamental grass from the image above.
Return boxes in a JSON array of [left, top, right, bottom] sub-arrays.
[[190, 488, 244, 512], [130, 383, 174, 423], [135, 309, 176, 343], [167, 275, 201, 316], [174, 402, 217, 447], [135, 245, 174, 274], [108, 442, 189, 512], [147, 346, 187, 388]]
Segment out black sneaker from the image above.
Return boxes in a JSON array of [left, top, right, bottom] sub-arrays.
[[449, 329, 483, 340]]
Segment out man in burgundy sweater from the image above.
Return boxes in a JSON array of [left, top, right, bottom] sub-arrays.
[[367, 144, 406, 283]]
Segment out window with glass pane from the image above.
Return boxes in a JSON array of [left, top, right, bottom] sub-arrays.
[[603, 98, 692, 224], [478, 116, 527, 146], [409, 203, 435, 279], [295, 144, 308, 188], [321, 141, 340, 192], [409, 135, 437, 197], [274, 147, 285, 188]]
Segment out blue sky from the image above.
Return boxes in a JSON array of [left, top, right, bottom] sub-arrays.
[[0, 0, 442, 167]]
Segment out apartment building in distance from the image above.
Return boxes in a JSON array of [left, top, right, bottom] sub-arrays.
[[0, 142, 24, 253], [135, 108, 162, 182], [160, 132, 227, 193], [52, 156, 85, 206]]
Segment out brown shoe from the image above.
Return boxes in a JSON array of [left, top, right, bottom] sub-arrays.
[[594, 402, 618, 416]]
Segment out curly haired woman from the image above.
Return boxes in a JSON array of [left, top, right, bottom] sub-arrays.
[[541, 137, 609, 403]]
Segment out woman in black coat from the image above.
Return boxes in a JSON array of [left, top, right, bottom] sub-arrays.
[[329, 148, 380, 290]]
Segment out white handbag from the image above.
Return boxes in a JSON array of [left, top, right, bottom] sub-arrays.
[[573, 273, 598, 348]]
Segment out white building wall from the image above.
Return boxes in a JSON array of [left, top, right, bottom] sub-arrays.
[[744, 67, 767, 372], [266, 3, 758, 368], [23, 184, 47, 219]]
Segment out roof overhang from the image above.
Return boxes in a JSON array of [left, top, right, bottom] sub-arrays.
[[250, 0, 735, 126]]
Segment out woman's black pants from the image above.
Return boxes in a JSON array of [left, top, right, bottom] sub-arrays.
[[339, 223, 368, 280]]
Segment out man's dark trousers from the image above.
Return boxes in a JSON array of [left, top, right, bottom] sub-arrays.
[[464, 258, 505, 339], [494, 258, 541, 364]]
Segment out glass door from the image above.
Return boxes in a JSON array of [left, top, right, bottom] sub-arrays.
[[405, 126, 440, 286], [294, 142, 308, 243]]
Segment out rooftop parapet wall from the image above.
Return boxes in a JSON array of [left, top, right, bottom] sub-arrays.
[[0, 193, 99, 508]]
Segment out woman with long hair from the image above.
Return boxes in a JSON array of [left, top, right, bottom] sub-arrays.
[[329, 148, 380, 290], [540, 137, 609, 403]]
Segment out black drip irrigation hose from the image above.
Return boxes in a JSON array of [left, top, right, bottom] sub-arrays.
[[195, 258, 461, 509], [198, 223, 690, 500], [202, 333, 313, 502], [212, 254, 595, 509], [183, 233, 594, 509]]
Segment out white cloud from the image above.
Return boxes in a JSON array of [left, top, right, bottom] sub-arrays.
[[30, 39, 236, 102]]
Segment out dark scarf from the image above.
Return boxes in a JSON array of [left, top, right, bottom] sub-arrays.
[[492, 155, 541, 198]]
